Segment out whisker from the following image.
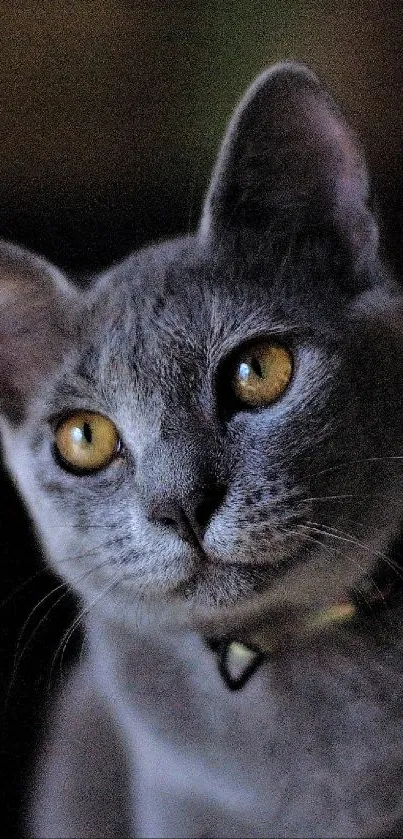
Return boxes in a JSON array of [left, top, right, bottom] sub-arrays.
[[300, 494, 367, 503], [6, 556, 118, 712], [305, 521, 403, 583], [59, 532, 131, 565], [309, 455, 403, 482], [304, 521, 394, 563], [11, 580, 70, 677], [49, 570, 125, 688], [0, 567, 50, 612], [299, 522, 382, 574], [285, 526, 338, 558], [0, 527, 126, 615], [297, 523, 398, 616], [293, 523, 394, 622], [10, 533, 128, 673], [277, 525, 379, 614]]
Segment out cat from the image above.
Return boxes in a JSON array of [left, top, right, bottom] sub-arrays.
[[1, 60, 403, 838]]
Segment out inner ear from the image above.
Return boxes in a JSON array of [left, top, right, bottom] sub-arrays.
[[201, 62, 378, 271], [0, 241, 80, 423]]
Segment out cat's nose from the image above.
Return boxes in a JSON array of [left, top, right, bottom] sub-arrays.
[[147, 486, 225, 546]]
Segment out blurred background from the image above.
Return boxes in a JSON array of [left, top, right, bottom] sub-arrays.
[[0, 2, 402, 835]]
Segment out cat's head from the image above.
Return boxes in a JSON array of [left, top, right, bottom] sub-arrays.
[[1, 62, 403, 633]]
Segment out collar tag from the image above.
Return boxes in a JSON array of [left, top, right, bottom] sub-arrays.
[[218, 641, 265, 691]]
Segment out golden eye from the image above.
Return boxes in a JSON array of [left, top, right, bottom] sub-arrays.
[[54, 412, 120, 473], [232, 342, 293, 407]]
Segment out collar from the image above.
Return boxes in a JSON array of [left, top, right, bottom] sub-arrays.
[[205, 602, 356, 691], [205, 551, 403, 691]]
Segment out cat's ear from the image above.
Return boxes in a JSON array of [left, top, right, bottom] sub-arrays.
[[201, 62, 378, 270], [0, 242, 79, 422]]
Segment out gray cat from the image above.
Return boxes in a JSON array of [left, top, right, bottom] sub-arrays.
[[1, 61, 403, 838]]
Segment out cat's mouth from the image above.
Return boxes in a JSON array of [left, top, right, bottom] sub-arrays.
[[195, 528, 306, 575], [169, 525, 383, 629], [202, 548, 300, 577], [173, 543, 307, 608]]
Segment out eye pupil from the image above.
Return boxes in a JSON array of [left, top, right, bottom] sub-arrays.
[[83, 421, 92, 444], [251, 357, 262, 377]]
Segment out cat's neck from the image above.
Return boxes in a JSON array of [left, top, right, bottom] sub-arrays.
[[87, 567, 403, 699]]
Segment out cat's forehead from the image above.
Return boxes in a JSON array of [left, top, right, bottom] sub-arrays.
[[60, 232, 356, 442], [89, 235, 324, 365]]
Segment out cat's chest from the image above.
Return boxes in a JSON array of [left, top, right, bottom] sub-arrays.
[[93, 627, 403, 835]]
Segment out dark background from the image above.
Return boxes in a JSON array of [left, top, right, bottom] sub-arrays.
[[0, 3, 402, 835]]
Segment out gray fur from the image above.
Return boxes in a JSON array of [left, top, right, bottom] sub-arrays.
[[1, 62, 403, 837]]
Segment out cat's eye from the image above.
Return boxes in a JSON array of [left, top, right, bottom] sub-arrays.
[[231, 342, 293, 407], [54, 411, 120, 473]]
